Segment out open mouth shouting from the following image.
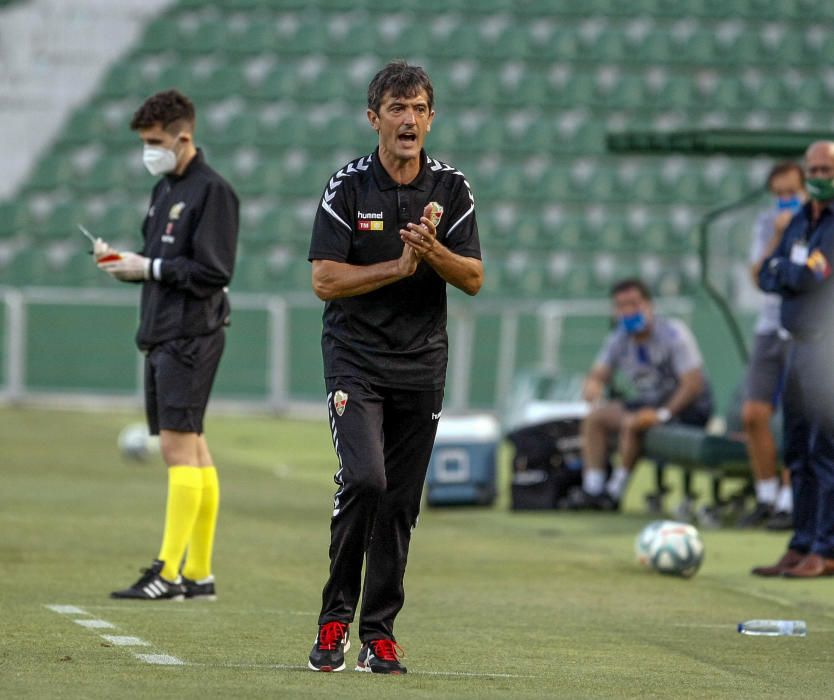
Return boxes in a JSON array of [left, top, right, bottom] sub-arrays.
[[398, 131, 418, 146]]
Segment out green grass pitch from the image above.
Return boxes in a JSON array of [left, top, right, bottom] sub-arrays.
[[1, 406, 832, 699]]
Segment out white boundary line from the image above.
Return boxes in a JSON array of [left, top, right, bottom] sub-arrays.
[[207, 662, 532, 678], [101, 635, 151, 647], [46, 604, 185, 666], [47, 604, 530, 677], [84, 605, 315, 616]]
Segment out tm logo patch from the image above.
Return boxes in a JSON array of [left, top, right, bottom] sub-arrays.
[[358, 220, 384, 231]]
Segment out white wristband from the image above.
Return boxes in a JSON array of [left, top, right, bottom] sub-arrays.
[[657, 407, 672, 423], [152, 258, 163, 281]]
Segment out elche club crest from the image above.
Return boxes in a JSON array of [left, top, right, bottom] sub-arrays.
[[334, 390, 348, 416]]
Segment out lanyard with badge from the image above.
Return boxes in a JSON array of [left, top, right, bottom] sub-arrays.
[[789, 222, 810, 266]]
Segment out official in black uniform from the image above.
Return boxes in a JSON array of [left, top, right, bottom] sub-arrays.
[[306, 61, 483, 674], [753, 141, 834, 578], [97, 90, 239, 600]]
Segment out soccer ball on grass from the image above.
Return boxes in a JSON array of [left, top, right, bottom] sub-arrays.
[[117, 423, 159, 462], [634, 519, 674, 568], [647, 521, 705, 578]]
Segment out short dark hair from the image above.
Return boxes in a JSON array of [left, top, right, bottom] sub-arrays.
[[130, 89, 196, 133], [767, 161, 804, 189], [367, 60, 434, 114], [610, 277, 652, 301]]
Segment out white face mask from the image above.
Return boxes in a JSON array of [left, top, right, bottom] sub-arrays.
[[142, 144, 178, 176]]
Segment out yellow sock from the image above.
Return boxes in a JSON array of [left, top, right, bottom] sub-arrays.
[[158, 466, 203, 581], [182, 466, 220, 582]]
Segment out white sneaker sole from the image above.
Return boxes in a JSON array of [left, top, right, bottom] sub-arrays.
[[307, 660, 346, 672]]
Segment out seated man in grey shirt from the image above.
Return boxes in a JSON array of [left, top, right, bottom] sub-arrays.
[[570, 278, 713, 510]]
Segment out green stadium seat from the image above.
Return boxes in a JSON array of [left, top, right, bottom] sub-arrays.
[[316, 0, 371, 9], [98, 63, 152, 99], [670, 27, 714, 64], [295, 68, 352, 102], [430, 27, 482, 59], [137, 15, 180, 53], [25, 154, 77, 192], [232, 159, 286, 196], [231, 254, 267, 291], [648, 78, 694, 110], [257, 113, 309, 147], [225, 20, 278, 55], [546, 73, 595, 107], [480, 25, 533, 60], [252, 64, 300, 99], [57, 249, 105, 287], [40, 202, 89, 240], [534, 28, 579, 61], [3, 248, 49, 287], [551, 264, 597, 299], [499, 258, 546, 298], [101, 202, 147, 237], [276, 19, 327, 55], [583, 29, 628, 62], [502, 119, 554, 154], [178, 18, 228, 54], [546, 217, 589, 251], [636, 31, 673, 62], [496, 71, 548, 108], [0, 201, 34, 237], [599, 74, 646, 109], [202, 113, 260, 147], [792, 76, 825, 110], [540, 167, 572, 200]]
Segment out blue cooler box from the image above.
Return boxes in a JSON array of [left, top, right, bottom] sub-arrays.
[[426, 415, 500, 506]]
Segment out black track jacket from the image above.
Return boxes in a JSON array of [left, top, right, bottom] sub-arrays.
[[135, 149, 239, 351]]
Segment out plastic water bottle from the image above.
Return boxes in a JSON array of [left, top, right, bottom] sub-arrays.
[[737, 620, 807, 637]]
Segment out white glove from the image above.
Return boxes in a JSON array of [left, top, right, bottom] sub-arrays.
[[93, 237, 114, 259], [98, 252, 151, 281]]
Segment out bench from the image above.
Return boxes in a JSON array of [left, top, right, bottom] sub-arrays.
[[642, 423, 752, 524], [639, 376, 792, 524]]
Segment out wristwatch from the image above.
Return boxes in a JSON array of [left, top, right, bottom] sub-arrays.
[[656, 407, 672, 423]]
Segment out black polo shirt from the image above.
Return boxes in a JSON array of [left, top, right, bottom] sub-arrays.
[[309, 148, 481, 390], [136, 149, 239, 351]]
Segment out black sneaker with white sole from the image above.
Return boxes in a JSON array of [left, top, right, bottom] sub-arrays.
[[181, 574, 217, 600], [110, 559, 186, 600], [355, 639, 407, 674], [736, 502, 773, 529], [563, 488, 620, 512], [308, 621, 350, 672]]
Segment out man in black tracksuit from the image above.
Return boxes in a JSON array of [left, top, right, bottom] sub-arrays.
[[307, 61, 483, 674], [98, 90, 239, 601]]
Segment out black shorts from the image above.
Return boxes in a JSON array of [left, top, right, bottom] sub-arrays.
[[743, 331, 788, 405], [144, 330, 225, 435]]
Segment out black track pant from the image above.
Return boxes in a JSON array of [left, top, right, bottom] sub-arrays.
[[318, 376, 443, 642]]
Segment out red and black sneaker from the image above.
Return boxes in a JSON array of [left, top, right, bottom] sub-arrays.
[[308, 621, 351, 672], [355, 639, 407, 674]]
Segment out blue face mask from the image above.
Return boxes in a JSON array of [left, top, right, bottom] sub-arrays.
[[620, 312, 647, 335], [776, 195, 803, 213]]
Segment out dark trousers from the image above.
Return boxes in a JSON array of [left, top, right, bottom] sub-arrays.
[[783, 338, 834, 558], [318, 376, 443, 642]]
